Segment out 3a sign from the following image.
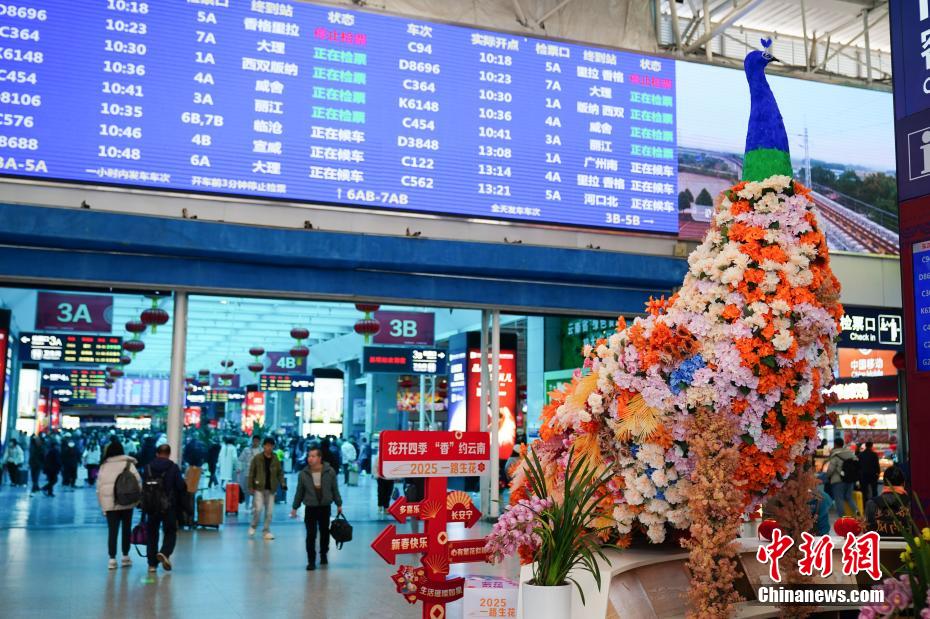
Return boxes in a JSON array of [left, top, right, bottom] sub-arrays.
[[35, 292, 113, 333], [373, 311, 435, 346], [838, 307, 904, 350]]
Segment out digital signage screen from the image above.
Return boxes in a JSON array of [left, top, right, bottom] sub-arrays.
[[913, 239, 930, 372], [0, 2, 897, 253], [0, 0, 677, 234]]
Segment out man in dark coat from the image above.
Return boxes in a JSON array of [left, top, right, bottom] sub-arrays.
[[859, 441, 881, 501], [144, 444, 188, 573], [42, 438, 62, 497], [206, 439, 221, 488], [28, 435, 44, 494]]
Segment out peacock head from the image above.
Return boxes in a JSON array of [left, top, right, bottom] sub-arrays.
[[744, 38, 779, 75]]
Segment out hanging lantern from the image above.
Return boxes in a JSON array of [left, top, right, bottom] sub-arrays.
[[125, 319, 146, 334], [290, 327, 309, 341], [119, 355, 132, 366], [198, 368, 210, 377], [354, 303, 381, 344], [140, 297, 170, 334], [219, 372, 236, 381], [248, 362, 264, 373], [249, 346, 265, 358], [185, 377, 197, 385], [122, 339, 145, 357], [436, 377, 449, 398], [290, 345, 309, 359], [220, 359, 235, 369], [399, 375, 415, 390], [107, 367, 124, 378]]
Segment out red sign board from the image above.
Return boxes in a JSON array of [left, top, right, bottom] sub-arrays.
[[467, 349, 517, 460], [35, 292, 113, 333], [378, 430, 491, 479], [373, 311, 435, 345], [242, 391, 265, 434]]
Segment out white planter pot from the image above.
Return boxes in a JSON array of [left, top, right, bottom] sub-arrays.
[[521, 581, 572, 619]]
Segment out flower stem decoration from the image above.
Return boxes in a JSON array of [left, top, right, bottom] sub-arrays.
[[487, 446, 615, 604]]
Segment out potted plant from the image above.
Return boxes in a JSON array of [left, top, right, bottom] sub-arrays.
[[485, 446, 615, 619]]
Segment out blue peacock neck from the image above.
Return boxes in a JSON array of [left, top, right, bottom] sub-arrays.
[[741, 53, 793, 182]]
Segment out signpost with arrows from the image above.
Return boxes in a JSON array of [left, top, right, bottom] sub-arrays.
[[373, 430, 491, 619]]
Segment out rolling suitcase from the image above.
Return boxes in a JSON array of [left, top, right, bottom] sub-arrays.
[[197, 498, 224, 528], [275, 483, 287, 504], [225, 482, 240, 514]]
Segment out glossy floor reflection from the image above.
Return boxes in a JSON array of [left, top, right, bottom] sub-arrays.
[[0, 473, 518, 619]]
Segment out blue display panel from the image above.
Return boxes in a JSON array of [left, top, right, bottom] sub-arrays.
[[0, 1, 677, 233], [914, 240, 930, 371]]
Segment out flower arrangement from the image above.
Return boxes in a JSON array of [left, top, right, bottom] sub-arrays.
[[511, 175, 842, 552], [486, 446, 615, 604], [860, 501, 930, 618]]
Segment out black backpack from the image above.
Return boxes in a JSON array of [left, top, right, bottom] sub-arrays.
[[114, 461, 142, 507], [841, 457, 861, 482], [141, 465, 172, 515], [329, 513, 353, 549]]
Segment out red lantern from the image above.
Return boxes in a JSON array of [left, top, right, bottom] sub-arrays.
[[355, 303, 380, 314], [218, 372, 235, 380], [185, 377, 196, 385], [354, 318, 381, 336], [249, 346, 265, 357], [119, 355, 131, 366], [122, 339, 145, 356], [399, 376, 415, 390], [290, 345, 309, 359], [893, 351, 906, 371], [107, 367, 124, 378], [834, 517, 861, 537], [758, 519, 781, 542], [220, 359, 235, 369], [140, 306, 169, 334], [198, 369, 210, 377], [248, 362, 264, 373], [290, 327, 309, 341], [125, 319, 146, 334]]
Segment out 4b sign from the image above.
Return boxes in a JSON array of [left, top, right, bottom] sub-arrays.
[[35, 292, 113, 333], [373, 311, 435, 345]]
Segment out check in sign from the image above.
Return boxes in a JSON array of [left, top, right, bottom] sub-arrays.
[[378, 431, 490, 479]]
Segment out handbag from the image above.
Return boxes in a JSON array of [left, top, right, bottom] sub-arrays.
[[130, 517, 148, 558], [329, 512, 353, 550]]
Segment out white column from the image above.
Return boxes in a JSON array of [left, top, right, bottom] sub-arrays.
[[479, 310, 490, 514], [490, 310, 501, 518], [166, 291, 188, 464]]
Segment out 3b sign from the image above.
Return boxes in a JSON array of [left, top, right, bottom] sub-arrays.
[[373, 311, 434, 345]]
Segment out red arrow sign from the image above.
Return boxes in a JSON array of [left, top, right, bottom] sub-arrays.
[[448, 504, 482, 528], [388, 496, 420, 524], [448, 538, 490, 564], [371, 525, 429, 565]]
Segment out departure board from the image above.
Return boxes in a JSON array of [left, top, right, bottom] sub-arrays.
[[0, 1, 677, 233], [19, 332, 122, 364]]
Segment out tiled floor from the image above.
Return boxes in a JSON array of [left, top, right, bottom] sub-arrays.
[[0, 472, 519, 619]]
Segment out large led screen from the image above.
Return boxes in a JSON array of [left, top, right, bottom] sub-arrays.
[[0, 2, 897, 252]]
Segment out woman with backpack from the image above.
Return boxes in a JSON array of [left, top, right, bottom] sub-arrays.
[[96, 441, 142, 569]]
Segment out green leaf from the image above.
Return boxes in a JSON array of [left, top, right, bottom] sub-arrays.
[[761, 355, 777, 368], [741, 433, 755, 445]]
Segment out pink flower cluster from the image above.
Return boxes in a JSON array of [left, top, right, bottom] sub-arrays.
[[859, 576, 918, 618], [484, 496, 553, 564]]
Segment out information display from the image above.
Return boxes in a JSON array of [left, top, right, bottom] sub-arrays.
[[259, 373, 314, 392], [363, 346, 448, 375], [913, 240, 930, 371], [96, 376, 168, 406], [42, 368, 108, 386], [19, 332, 122, 364], [0, 1, 676, 233]]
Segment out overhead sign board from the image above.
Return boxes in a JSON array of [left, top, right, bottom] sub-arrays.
[[372, 312, 435, 346], [265, 351, 307, 374], [19, 332, 122, 365], [362, 346, 448, 375], [35, 292, 113, 333], [838, 307, 904, 350], [259, 373, 315, 392], [41, 368, 108, 388], [377, 430, 490, 479]]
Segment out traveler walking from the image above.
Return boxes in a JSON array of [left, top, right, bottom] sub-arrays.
[[96, 442, 142, 569], [83, 440, 101, 487], [290, 445, 343, 570], [28, 435, 44, 494], [237, 435, 262, 504], [340, 437, 357, 485], [826, 438, 860, 516], [247, 437, 286, 540], [217, 437, 238, 486], [143, 444, 187, 573], [42, 437, 62, 497], [859, 441, 880, 501], [206, 438, 221, 488], [61, 436, 80, 488], [4, 439, 24, 486]]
